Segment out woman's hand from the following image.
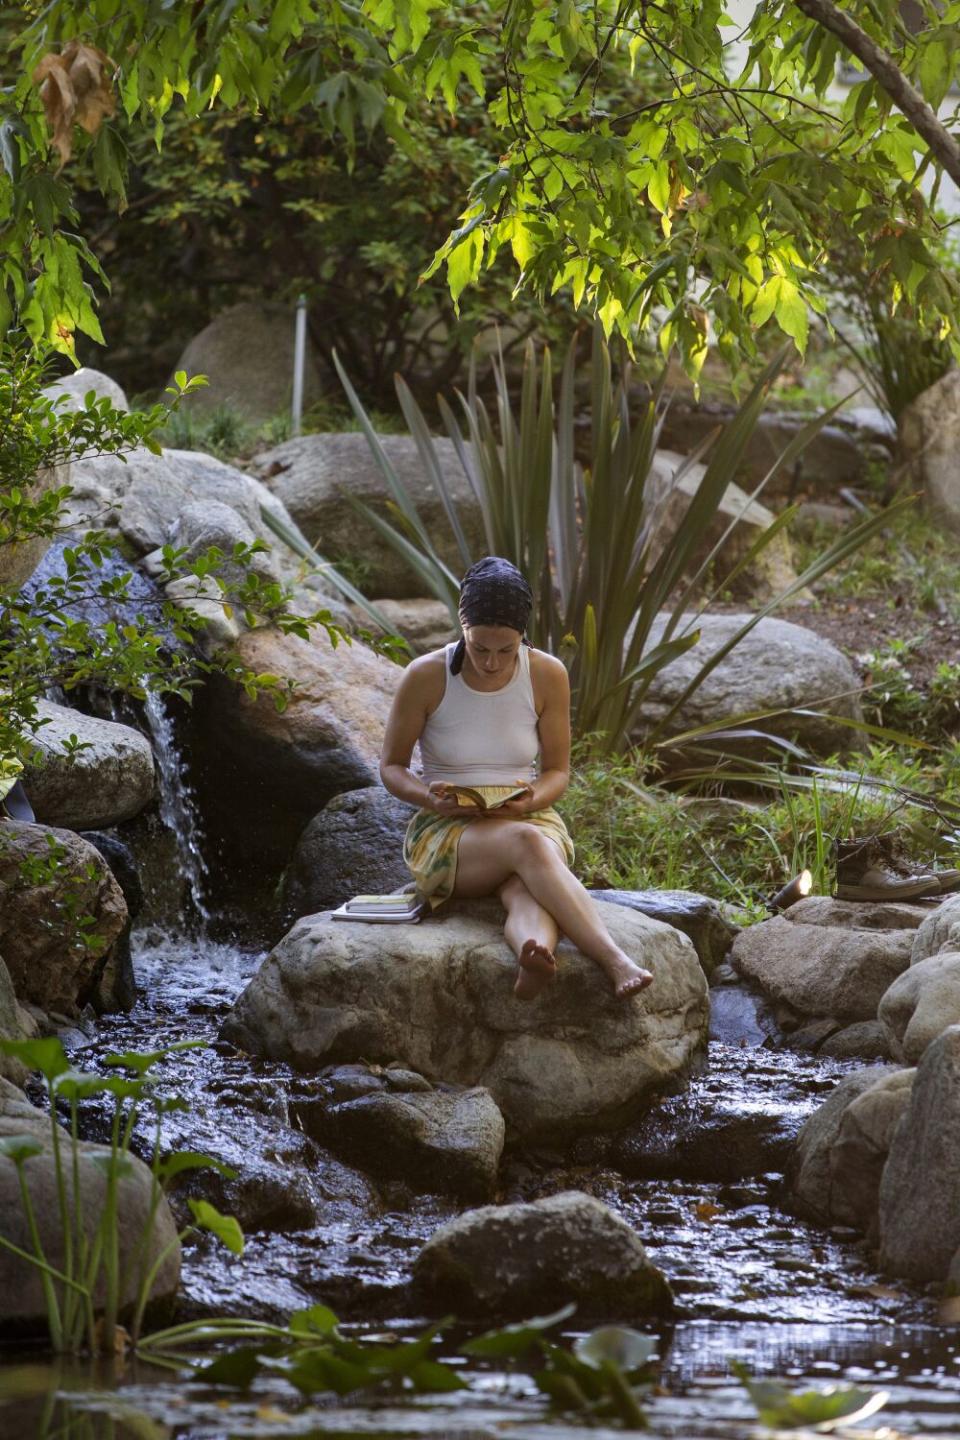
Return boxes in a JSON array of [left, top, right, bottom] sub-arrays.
[[485, 782, 537, 818], [426, 781, 463, 817]]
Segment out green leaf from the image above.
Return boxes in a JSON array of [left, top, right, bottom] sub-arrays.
[[188, 1199, 244, 1255], [730, 1361, 889, 1430], [773, 277, 808, 353], [158, 1151, 237, 1185], [195, 1346, 262, 1388], [0, 1037, 69, 1081], [447, 226, 485, 312], [464, 1303, 577, 1357], [288, 1303, 340, 1337], [0, 1135, 44, 1165]]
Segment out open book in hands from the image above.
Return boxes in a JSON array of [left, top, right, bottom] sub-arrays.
[[440, 783, 531, 811]]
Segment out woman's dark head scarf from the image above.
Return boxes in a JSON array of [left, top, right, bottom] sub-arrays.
[[451, 556, 533, 674]]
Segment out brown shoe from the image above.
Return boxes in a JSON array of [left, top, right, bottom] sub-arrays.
[[834, 835, 940, 902]]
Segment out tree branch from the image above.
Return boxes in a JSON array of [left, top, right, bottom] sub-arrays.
[[792, 0, 960, 187]]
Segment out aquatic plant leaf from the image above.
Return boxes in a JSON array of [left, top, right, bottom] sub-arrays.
[[463, 1302, 577, 1357], [289, 1303, 340, 1337], [196, 1346, 262, 1389], [0, 1135, 44, 1165], [405, 1359, 467, 1393], [105, 1041, 205, 1074], [535, 1369, 593, 1411], [89, 1153, 135, 1179], [55, 1068, 114, 1100], [158, 1151, 238, 1185], [188, 1199, 244, 1255], [730, 1361, 889, 1430], [0, 1037, 69, 1080], [285, 1348, 371, 1396], [574, 1327, 658, 1373]]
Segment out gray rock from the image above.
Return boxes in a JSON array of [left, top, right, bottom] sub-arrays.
[[707, 984, 778, 1047], [900, 369, 960, 536], [612, 1093, 799, 1181], [785, 896, 933, 931], [221, 898, 708, 1144], [321, 1086, 505, 1200], [819, 1021, 892, 1061], [284, 788, 413, 917], [785, 1016, 842, 1052], [632, 613, 864, 757], [24, 700, 155, 830], [249, 432, 486, 598], [43, 366, 128, 413], [173, 301, 324, 421], [787, 1065, 899, 1227], [0, 958, 38, 1085], [413, 1191, 673, 1318], [880, 1025, 960, 1280], [911, 893, 960, 965], [0, 822, 127, 1015], [349, 597, 456, 655], [590, 888, 737, 977], [0, 1080, 180, 1330], [878, 952, 960, 1063], [0, 466, 64, 593], [731, 915, 913, 1024]]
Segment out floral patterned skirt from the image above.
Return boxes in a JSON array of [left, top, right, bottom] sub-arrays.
[[404, 787, 575, 909]]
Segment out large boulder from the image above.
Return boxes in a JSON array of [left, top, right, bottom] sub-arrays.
[[0, 961, 38, 1086], [0, 822, 127, 1014], [172, 301, 324, 421], [248, 432, 486, 598], [221, 898, 708, 1144], [24, 700, 155, 830], [194, 627, 398, 868], [879, 1025, 960, 1280], [911, 892, 960, 965], [0, 1078, 180, 1331], [900, 369, 960, 536], [590, 888, 738, 977], [878, 952, 960, 1064], [787, 1066, 900, 1227], [43, 366, 128, 414], [349, 598, 455, 656], [284, 788, 413, 918], [0, 466, 64, 594], [784, 896, 933, 932], [818, 1021, 892, 1061], [632, 613, 864, 757], [731, 915, 913, 1024], [649, 449, 800, 600], [412, 1191, 673, 1318]]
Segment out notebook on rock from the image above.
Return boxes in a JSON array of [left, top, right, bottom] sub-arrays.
[[331, 892, 428, 923]]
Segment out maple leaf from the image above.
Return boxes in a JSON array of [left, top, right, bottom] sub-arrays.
[[32, 40, 116, 170]]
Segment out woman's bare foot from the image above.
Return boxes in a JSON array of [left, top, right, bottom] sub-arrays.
[[602, 950, 654, 1000], [514, 938, 557, 1001]]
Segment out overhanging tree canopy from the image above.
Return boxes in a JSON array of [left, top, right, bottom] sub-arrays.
[[4, 0, 960, 376]]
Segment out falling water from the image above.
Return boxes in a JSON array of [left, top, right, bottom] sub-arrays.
[[141, 688, 210, 925]]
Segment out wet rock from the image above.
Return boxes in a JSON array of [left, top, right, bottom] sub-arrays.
[[611, 1094, 799, 1181], [284, 788, 412, 918], [707, 984, 778, 1047], [632, 614, 864, 759], [731, 915, 913, 1024], [784, 1017, 842, 1053], [248, 432, 485, 598], [819, 1021, 892, 1061], [828, 1070, 915, 1240], [194, 626, 397, 870], [222, 898, 708, 1145], [880, 1026, 960, 1280], [413, 1191, 673, 1318], [0, 1078, 180, 1332], [785, 896, 933, 931], [0, 957, 37, 1085], [879, 952, 960, 1063], [911, 893, 960, 965], [590, 888, 738, 977], [320, 1086, 504, 1201], [24, 700, 155, 830], [172, 301, 324, 421], [0, 822, 127, 1014], [787, 1065, 899, 1228], [78, 831, 143, 1013]]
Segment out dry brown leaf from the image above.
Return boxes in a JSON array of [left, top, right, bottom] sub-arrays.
[[693, 1200, 722, 1223], [32, 40, 115, 169]]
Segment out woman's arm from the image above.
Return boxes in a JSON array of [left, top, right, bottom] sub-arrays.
[[495, 652, 571, 816], [379, 655, 461, 815]]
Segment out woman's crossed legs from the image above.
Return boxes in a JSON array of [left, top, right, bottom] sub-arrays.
[[453, 818, 653, 1001]]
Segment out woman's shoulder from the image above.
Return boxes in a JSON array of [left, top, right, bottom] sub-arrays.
[[528, 647, 570, 705], [395, 647, 449, 704]]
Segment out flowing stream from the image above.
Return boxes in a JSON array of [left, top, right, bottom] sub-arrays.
[[8, 711, 960, 1438]]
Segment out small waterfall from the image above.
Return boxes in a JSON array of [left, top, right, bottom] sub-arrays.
[[141, 689, 210, 927]]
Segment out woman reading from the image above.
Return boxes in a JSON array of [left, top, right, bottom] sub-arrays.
[[379, 556, 654, 1002]]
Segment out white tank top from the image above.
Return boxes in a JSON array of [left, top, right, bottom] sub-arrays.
[[418, 643, 540, 785]]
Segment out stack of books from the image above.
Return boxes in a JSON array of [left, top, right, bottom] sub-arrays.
[[331, 892, 428, 924]]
